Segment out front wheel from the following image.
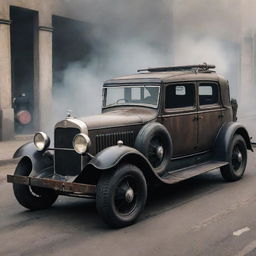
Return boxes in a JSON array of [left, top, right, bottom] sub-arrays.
[[13, 157, 58, 210], [220, 135, 247, 182], [96, 164, 147, 228]]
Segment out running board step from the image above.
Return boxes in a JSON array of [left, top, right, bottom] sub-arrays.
[[163, 161, 228, 184]]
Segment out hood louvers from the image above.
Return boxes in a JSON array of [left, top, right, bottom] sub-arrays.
[[96, 131, 135, 153]]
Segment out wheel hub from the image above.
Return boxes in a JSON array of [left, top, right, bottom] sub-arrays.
[[156, 146, 164, 159], [234, 150, 242, 163], [125, 187, 134, 203], [237, 152, 242, 163]]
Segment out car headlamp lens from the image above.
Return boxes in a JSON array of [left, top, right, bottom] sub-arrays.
[[34, 132, 50, 151], [73, 133, 91, 154]]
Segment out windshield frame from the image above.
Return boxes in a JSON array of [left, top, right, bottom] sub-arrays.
[[102, 85, 161, 109]]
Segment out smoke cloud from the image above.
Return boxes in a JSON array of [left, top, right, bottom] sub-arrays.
[[52, 0, 256, 138], [52, 0, 173, 121]]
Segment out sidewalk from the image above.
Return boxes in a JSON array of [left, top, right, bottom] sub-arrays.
[[0, 137, 31, 166]]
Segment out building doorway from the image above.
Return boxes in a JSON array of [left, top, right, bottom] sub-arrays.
[[10, 6, 37, 134], [52, 15, 92, 88]]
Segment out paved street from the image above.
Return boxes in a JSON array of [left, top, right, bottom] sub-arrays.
[[0, 152, 256, 256]]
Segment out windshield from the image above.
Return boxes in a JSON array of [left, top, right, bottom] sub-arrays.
[[103, 85, 160, 109]]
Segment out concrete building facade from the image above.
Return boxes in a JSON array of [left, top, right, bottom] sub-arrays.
[[0, 0, 91, 140], [0, 0, 254, 140], [0, 0, 61, 139]]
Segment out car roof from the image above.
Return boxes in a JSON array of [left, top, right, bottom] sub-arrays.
[[103, 70, 226, 86]]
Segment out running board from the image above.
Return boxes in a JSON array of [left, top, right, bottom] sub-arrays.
[[162, 161, 228, 184]]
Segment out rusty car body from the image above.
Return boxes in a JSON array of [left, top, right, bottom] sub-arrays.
[[8, 63, 253, 228]]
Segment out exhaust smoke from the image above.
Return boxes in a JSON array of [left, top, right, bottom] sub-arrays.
[[52, 0, 256, 138]]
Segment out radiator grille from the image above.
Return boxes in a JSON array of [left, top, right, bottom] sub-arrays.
[[54, 127, 81, 176], [96, 131, 135, 153], [54, 127, 80, 148]]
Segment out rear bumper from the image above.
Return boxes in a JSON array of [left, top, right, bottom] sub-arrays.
[[7, 175, 96, 195]]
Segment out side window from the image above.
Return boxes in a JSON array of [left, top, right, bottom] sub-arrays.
[[199, 83, 219, 105], [165, 83, 195, 109]]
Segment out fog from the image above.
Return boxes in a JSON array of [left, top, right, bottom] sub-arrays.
[[52, 0, 173, 121], [52, 0, 256, 137]]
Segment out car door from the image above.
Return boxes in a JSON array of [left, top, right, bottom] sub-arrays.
[[197, 82, 222, 152], [162, 82, 198, 157]]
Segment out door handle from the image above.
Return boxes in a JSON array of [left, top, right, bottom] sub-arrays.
[[193, 116, 203, 121]]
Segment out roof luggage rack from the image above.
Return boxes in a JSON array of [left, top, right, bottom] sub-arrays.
[[137, 63, 216, 73]]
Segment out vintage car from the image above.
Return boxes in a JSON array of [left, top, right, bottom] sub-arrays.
[[7, 63, 253, 228]]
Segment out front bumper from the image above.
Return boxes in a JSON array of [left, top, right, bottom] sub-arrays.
[[7, 175, 96, 195]]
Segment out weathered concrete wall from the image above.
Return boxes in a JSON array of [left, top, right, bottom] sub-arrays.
[[36, 25, 53, 131], [2, 0, 81, 23], [0, 0, 94, 140], [240, 36, 253, 104], [239, 0, 256, 113], [2, 0, 58, 19], [0, 0, 69, 139], [0, 2, 14, 140], [0, 0, 255, 140]]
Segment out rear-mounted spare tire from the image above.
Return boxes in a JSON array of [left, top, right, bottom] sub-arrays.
[[135, 123, 172, 175]]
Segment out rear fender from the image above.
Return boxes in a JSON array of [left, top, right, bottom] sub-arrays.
[[75, 145, 160, 184], [13, 142, 53, 177], [214, 122, 253, 161]]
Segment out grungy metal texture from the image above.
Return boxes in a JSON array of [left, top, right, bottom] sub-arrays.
[[7, 175, 96, 194], [10, 65, 253, 189]]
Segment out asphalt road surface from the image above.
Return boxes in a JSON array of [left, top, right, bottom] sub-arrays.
[[1, 152, 256, 256]]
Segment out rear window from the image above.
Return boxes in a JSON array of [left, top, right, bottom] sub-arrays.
[[165, 83, 195, 109], [199, 83, 219, 105]]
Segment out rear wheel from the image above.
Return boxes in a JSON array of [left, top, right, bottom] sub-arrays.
[[13, 157, 58, 210], [220, 135, 247, 182], [96, 164, 147, 228]]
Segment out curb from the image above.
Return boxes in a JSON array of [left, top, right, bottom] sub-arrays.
[[0, 158, 19, 167]]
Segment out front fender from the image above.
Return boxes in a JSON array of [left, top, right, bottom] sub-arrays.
[[89, 145, 151, 170], [13, 142, 53, 176], [214, 122, 253, 161], [81, 145, 161, 184]]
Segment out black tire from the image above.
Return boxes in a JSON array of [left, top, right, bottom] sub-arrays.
[[96, 164, 147, 228], [220, 135, 247, 182], [134, 123, 172, 175], [13, 157, 58, 210]]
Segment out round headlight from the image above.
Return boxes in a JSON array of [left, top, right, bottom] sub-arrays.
[[34, 132, 50, 151], [73, 133, 91, 154]]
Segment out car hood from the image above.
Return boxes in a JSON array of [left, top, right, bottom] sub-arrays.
[[79, 107, 158, 130]]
